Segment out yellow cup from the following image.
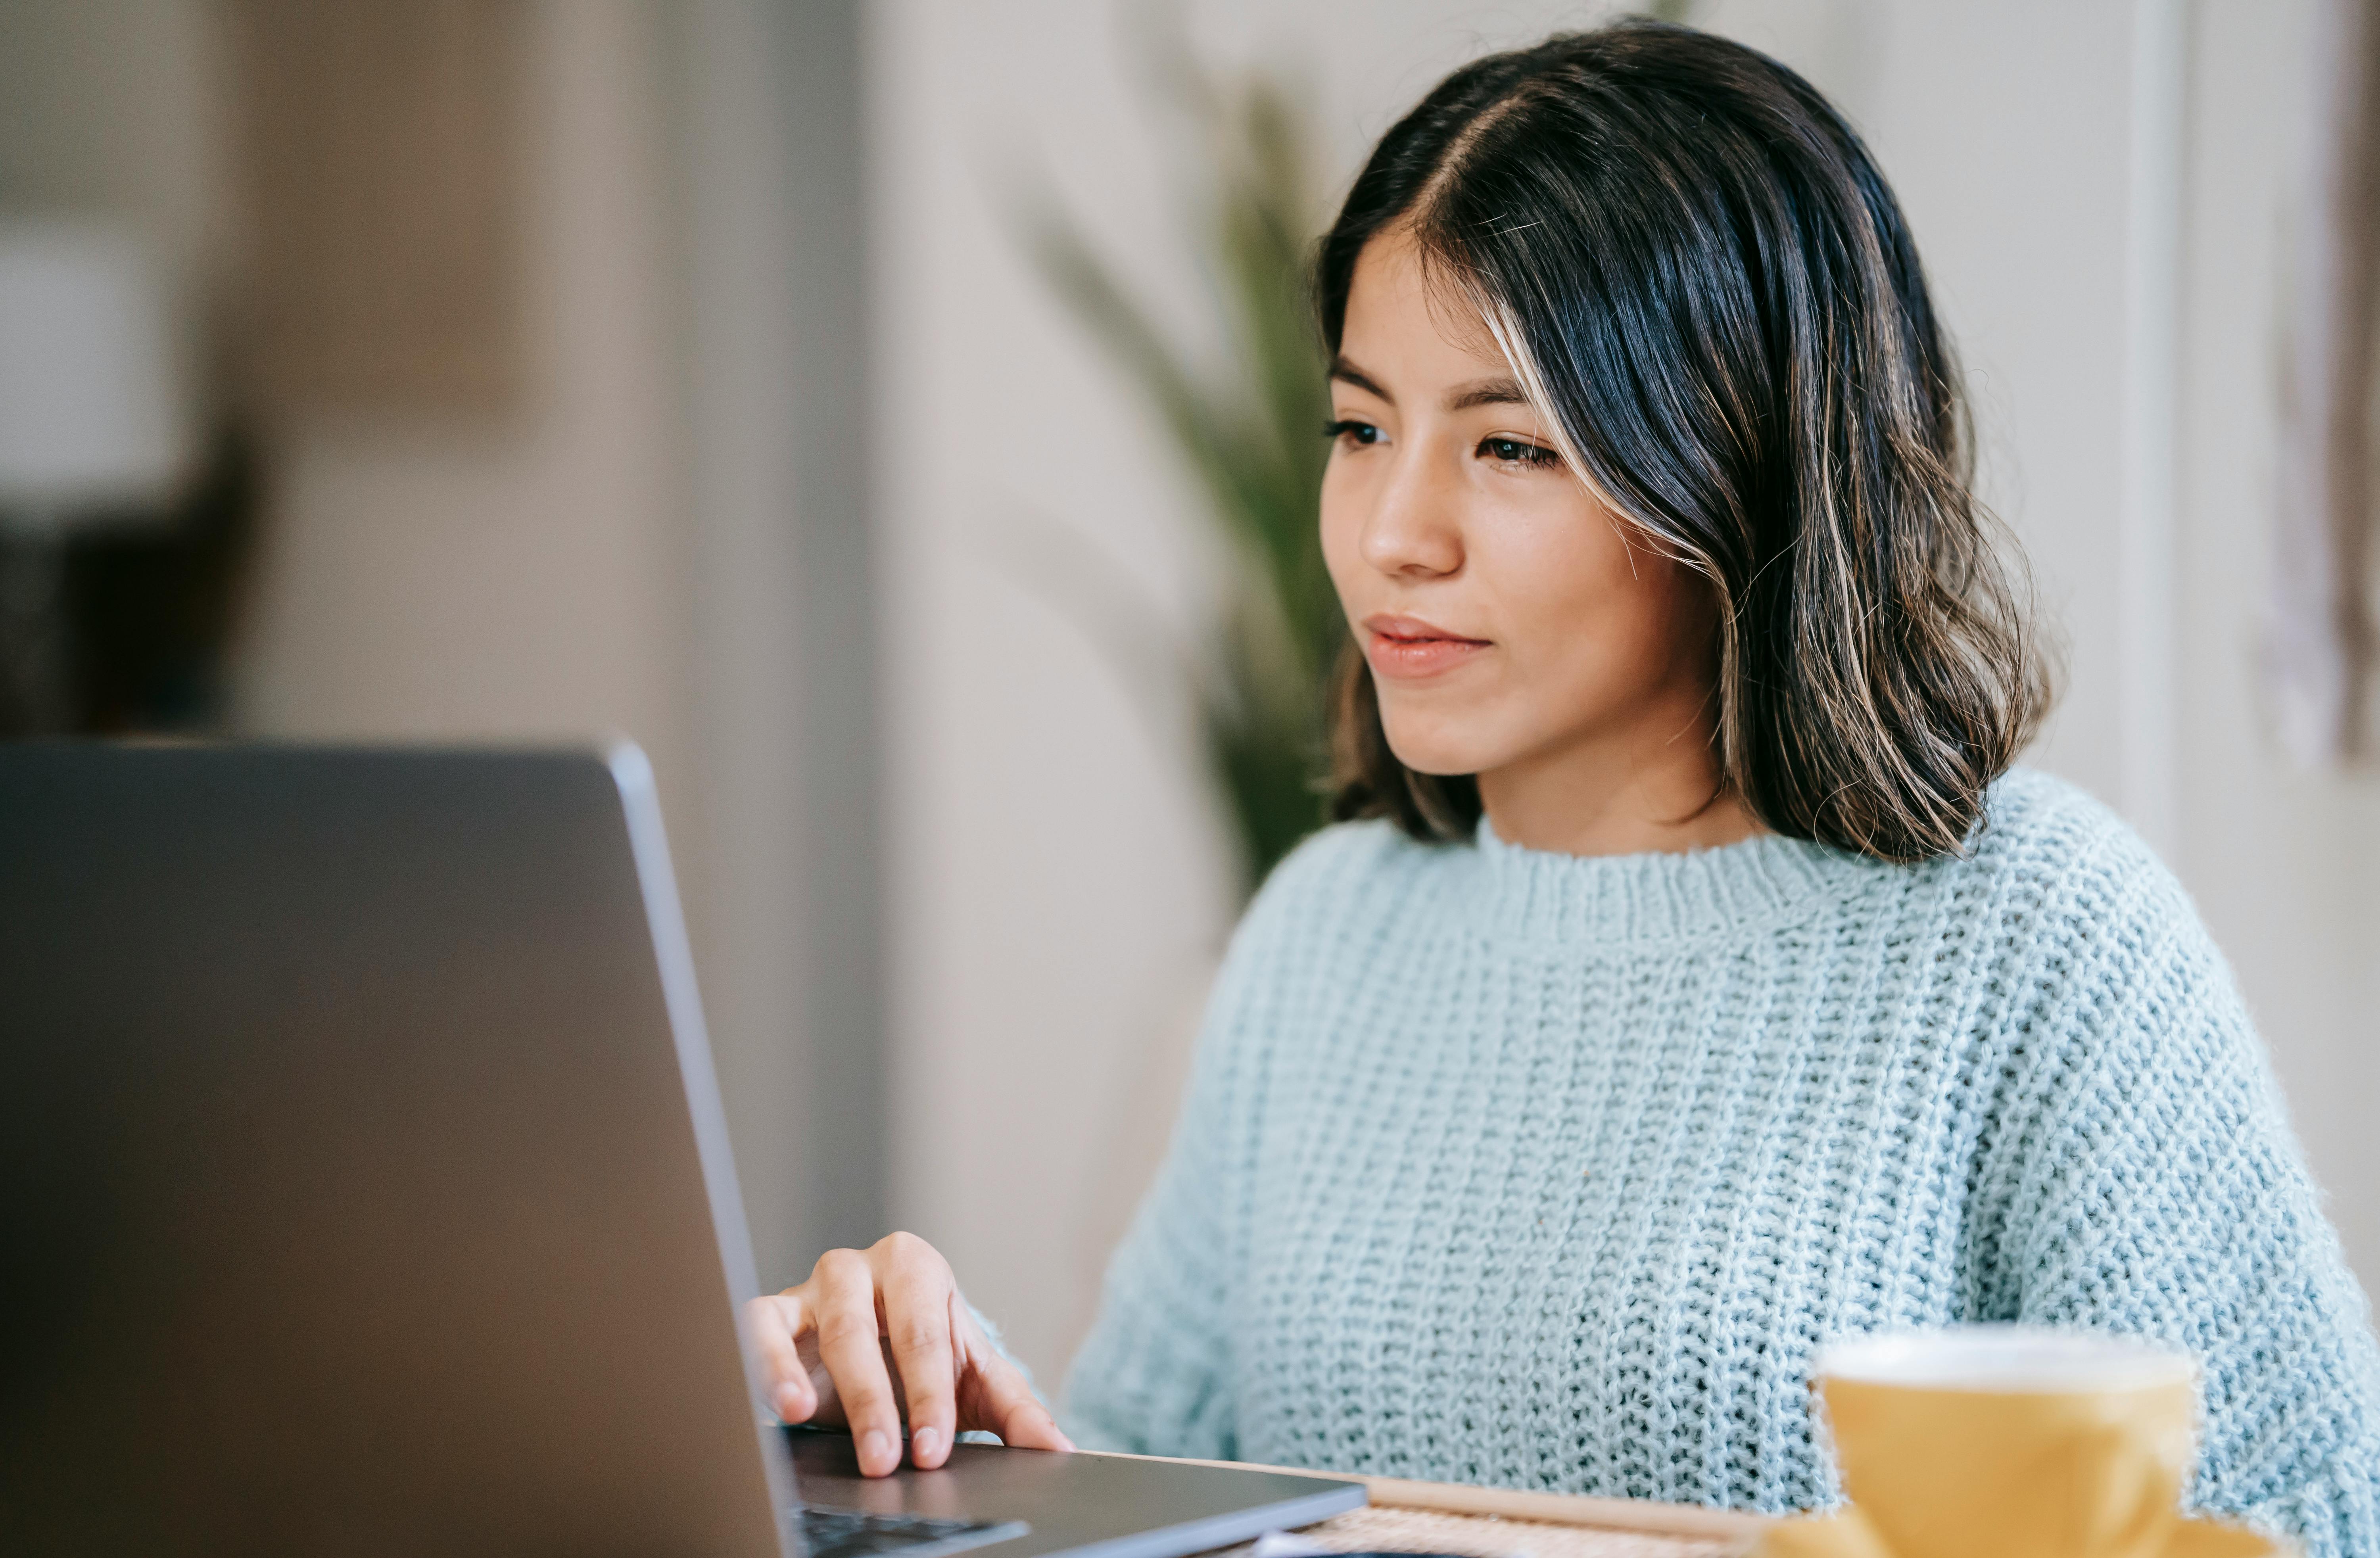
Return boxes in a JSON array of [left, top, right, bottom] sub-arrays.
[[1813, 1327, 2199, 1558]]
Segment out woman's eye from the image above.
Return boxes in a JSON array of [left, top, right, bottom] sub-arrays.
[[1324, 418, 1383, 448], [1480, 436, 1561, 468]]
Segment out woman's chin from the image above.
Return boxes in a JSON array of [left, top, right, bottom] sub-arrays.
[[1378, 728, 1493, 781]]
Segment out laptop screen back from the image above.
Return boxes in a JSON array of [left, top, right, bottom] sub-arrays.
[[0, 744, 789, 1556]]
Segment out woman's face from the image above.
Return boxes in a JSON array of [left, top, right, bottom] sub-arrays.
[[1320, 233, 1722, 794]]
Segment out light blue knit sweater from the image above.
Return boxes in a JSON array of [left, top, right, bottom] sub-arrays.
[[1058, 769, 2380, 1556]]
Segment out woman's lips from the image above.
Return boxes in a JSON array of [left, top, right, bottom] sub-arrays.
[[1362, 613, 1491, 679]]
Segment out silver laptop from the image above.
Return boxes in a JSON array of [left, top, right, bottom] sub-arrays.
[[0, 742, 1365, 1556]]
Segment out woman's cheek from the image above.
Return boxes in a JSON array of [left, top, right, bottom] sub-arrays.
[[1317, 472, 1362, 596]]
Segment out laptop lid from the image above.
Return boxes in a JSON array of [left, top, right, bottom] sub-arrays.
[[0, 742, 795, 1555]]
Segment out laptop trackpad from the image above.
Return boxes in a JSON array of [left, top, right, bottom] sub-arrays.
[[784, 1430, 1367, 1558]]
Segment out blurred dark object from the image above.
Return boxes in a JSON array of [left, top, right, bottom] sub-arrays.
[[225, 0, 525, 417], [0, 220, 197, 736], [0, 535, 70, 733], [0, 427, 257, 739], [2273, 0, 2380, 766], [1025, 64, 1339, 896], [67, 426, 258, 735]]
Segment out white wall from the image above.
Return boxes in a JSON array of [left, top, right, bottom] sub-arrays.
[[667, 0, 821, 1293], [870, 0, 1244, 1387], [876, 0, 2379, 1387], [2174, 0, 2380, 1286], [232, 0, 693, 823], [665, 0, 891, 1284]]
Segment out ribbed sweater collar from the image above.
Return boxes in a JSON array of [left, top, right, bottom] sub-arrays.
[[1472, 817, 1886, 946]]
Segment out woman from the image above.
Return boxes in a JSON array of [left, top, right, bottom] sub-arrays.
[[748, 22, 2380, 1553]]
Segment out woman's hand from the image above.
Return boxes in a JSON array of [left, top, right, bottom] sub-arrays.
[[743, 1232, 1075, 1476]]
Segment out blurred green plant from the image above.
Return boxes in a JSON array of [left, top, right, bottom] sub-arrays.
[[1020, 67, 1341, 898]]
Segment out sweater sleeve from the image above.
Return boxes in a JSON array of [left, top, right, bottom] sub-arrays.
[[1058, 921, 1263, 1458], [2002, 841, 2380, 1558], [1056, 821, 1366, 1456]]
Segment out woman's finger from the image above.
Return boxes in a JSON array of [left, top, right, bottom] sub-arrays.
[[742, 1292, 817, 1423], [878, 1236, 960, 1469], [972, 1351, 1074, 1452], [810, 1249, 905, 1476], [953, 1305, 1073, 1453]]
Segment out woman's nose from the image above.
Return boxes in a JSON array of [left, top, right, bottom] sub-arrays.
[[1359, 452, 1464, 578]]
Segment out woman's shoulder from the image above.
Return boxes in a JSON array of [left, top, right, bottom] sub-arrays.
[[1956, 766, 2243, 1047], [1969, 764, 2131, 853], [1961, 765, 2186, 926]]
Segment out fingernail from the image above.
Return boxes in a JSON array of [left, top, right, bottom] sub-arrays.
[[862, 1429, 891, 1469], [912, 1426, 941, 1462], [774, 1383, 803, 1420]]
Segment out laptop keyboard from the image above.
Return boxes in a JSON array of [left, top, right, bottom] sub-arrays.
[[794, 1504, 1028, 1558]]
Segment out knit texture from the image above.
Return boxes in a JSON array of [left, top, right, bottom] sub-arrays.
[[1059, 769, 2380, 1558]]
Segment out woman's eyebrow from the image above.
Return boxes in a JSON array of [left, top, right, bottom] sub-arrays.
[[1328, 355, 1392, 403], [1447, 376, 1529, 411]]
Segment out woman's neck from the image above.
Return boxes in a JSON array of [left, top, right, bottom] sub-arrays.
[[1476, 712, 1759, 858]]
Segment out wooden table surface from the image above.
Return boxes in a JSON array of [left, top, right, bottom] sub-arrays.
[[1087, 1453, 1770, 1558]]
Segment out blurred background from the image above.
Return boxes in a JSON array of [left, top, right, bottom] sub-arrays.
[[0, 0, 2372, 1391]]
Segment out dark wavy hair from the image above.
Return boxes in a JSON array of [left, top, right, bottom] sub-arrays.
[[1320, 21, 2051, 864]]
